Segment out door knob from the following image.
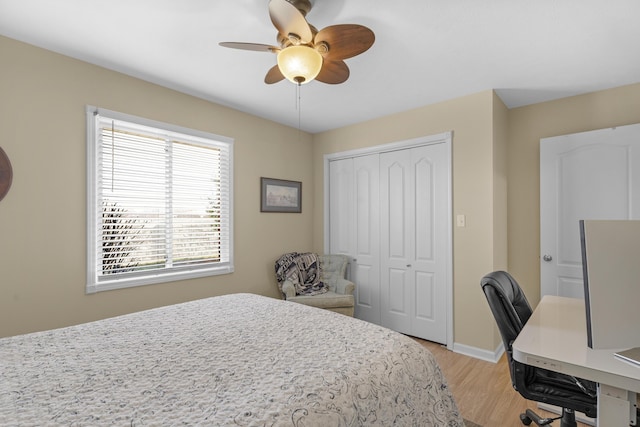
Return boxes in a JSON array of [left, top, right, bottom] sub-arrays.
[[542, 254, 553, 262]]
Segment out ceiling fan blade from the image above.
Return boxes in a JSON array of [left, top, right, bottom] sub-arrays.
[[265, 65, 285, 84], [269, 0, 313, 44], [315, 24, 375, 60], [219, 42, 279, 53], [315, 60, 350, 84]]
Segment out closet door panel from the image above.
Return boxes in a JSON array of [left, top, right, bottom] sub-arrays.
[[385, 267, 410, 332], [411, 144, 449, 343], [387, 160, 408, 258], [352, 154, 380, 324], [414, 156, 434, 261], [380, 150, 413, 335], [329, 158, 354, 256], [412, 152, 438, 327], [353, 264, 374, 307], [415, 271, 435, 320], [380, 144, 448, 342]]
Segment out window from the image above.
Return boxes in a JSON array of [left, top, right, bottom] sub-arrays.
[[86, 106, 233, 293]]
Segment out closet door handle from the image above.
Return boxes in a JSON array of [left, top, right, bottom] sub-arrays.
[[406, 264, 412, 268]]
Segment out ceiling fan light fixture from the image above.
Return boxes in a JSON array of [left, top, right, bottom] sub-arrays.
[[277, 45, 323, 84]]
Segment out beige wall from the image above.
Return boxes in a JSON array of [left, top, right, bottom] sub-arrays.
[[507, 83, 640, 307], [490, 92, 510, 350], [3, 34, 639, 354], [311, 83, 640, 353], [0, 36, 314, 337], [311, 91, 507, 351], [492, 92, 509, 271]]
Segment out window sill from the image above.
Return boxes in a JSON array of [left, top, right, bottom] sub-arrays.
[[86, 264, 234, 294]]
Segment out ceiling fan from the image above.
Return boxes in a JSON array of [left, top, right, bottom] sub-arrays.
[[219, 0, 375, 85]]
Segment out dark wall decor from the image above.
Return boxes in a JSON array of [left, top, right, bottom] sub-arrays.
[[0, 147, 12, 202], [260, 177, 301, 213]]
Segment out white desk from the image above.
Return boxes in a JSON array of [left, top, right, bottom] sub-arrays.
[[512, 295, 640, 426]]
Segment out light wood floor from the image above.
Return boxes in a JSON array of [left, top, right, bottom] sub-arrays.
[[414, 338, 592, 427]]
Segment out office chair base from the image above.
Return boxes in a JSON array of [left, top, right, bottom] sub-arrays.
[[520, 408, 576, 427]]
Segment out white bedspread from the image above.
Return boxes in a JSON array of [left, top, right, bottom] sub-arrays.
[[0, 293, 463, 426]]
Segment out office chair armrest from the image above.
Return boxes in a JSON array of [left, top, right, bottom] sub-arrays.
[[334, 278, 355, 295]]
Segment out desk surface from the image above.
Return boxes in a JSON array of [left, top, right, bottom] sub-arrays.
[[512, 295, 640, 394]]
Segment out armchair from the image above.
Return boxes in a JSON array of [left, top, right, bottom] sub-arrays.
[[480, 270, 597, 427], [275, 253, 355, 316]]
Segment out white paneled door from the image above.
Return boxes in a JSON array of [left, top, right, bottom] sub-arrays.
[[329, 154, 381, 324], [540, 123, 640, 298], [328, 135, 451, 345], [380, 144, 449, 343]]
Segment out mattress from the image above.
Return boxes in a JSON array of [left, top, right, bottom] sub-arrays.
[[0, 293, 463, 426]]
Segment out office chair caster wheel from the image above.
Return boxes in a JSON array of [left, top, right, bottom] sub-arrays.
[[520, 413, 532, 425]]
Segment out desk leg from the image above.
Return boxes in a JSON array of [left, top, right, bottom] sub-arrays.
[[598, 384, 637, 426]]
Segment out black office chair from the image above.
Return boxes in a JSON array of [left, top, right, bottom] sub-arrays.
[[480, 271, 597, 427]]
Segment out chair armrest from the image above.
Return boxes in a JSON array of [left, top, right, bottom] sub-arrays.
[[335, 278, 355, 295], [281, 279, 297, 299]]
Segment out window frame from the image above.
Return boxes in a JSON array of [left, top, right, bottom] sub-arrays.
[[86, 106, 234, 294]]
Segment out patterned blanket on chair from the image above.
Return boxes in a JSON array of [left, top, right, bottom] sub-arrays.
[[275, 252, 328, 296]]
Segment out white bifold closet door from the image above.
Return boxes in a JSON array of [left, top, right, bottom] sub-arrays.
[[329, 154, 381, 325], [328, 138, 450, 344], [379, 144, 449, 343]]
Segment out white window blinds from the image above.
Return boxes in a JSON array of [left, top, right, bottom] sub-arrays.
[[86, 107, 233, 293]]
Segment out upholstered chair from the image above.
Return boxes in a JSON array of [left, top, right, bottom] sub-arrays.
[[277, 254, 355, 316]]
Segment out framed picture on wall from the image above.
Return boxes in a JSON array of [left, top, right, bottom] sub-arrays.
[[260, 177, 301, 213]]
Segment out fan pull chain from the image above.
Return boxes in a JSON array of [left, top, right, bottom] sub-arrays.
[[297, 82, 302, 134]]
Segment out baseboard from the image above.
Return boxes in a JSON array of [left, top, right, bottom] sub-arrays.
[[452, 341, 504, 363]]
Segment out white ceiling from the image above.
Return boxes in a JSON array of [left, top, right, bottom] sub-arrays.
[[1, 0, 639, 133]]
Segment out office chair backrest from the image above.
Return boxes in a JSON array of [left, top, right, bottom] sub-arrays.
[[480, 271, 533, 364]]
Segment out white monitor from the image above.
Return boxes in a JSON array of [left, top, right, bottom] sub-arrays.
[[580, 219, 640, 350]]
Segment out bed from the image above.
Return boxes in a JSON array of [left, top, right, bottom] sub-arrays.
[[0, 293, 463, 426]]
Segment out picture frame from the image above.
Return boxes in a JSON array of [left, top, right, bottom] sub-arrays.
[[260, 177, 301, 213]]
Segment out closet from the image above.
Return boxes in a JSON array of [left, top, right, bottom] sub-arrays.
[[325, 133, 452, 344]]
